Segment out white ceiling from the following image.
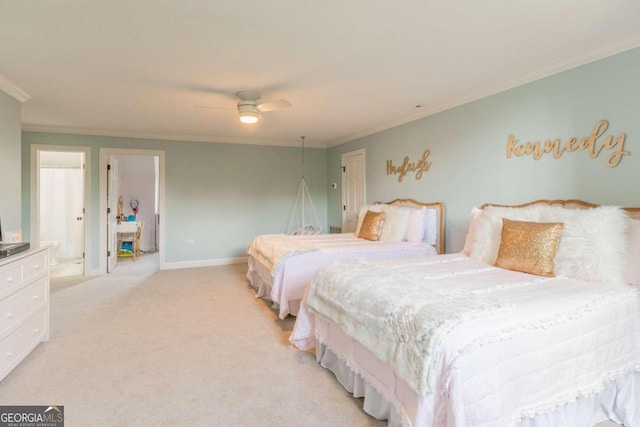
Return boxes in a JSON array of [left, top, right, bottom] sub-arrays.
[[2, 1, 640, 148]]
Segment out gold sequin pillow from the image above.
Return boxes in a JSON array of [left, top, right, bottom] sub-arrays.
[[495, 218, 564, 277], [357, 210, 386, 241]]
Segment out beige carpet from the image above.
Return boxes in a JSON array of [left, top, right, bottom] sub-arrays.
[[1, 254, 384, 426], [0, 254, 621, 427]]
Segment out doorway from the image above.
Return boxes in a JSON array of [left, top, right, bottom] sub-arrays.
[[30, 145, 90, 277], [341, 149, 366, 232], [99, 148, 165, 274]]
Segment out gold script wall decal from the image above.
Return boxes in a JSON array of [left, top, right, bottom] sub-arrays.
[[386, 149, 432, 182], [506, 120, 630, 167]]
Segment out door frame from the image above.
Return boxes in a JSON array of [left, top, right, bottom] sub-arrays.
[[341, 148, 366, 231], [30, 144, 91, 276], [106, 154, 119, 273], [98, 147, 166, 274]]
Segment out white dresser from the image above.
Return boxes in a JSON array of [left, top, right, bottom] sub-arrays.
[[0, 247, 49, 382]]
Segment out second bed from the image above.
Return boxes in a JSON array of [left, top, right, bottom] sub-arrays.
[[247, 199, 445, 318]]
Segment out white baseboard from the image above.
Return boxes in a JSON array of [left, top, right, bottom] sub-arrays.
[[85, 257, 247, 275], [161, 256, 248, 270]]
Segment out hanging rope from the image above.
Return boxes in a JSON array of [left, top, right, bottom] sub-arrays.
[[285, 136, 322, 235]]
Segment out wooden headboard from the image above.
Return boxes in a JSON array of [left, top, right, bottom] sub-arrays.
[[481, 199, 640, 220], [376, 198, 445, 254]]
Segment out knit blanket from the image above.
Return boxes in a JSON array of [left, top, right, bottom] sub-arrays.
[[247, 233, 417, 274], [248, 234, 320, 272], [306, 258, 514, 396]]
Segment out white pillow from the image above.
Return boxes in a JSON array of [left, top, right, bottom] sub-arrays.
[[405, 207, 427, 243], [625, 219, 640, 285], [379, 205, 411, 242], [471, 204, 629, 285], [462, 207, 483, 255], [422, 208, 438, 246]]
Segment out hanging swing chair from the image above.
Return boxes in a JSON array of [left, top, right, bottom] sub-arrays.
[[285, 136, 322, 235]]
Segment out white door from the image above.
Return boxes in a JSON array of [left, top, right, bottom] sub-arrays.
[[341, 149, 366, 232], [107, 156, 119, 273]]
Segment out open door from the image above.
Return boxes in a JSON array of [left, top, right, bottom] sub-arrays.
[[106, 156, 119, 273], [100, 147, 165, 274], [37, 150, 87, 277]]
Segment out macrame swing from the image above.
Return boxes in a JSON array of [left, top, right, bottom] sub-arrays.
[[285, 136, 322, 235]]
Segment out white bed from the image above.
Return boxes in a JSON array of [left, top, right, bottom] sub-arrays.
[[247, 199, 445, 318], [292, 200, 640, 427]]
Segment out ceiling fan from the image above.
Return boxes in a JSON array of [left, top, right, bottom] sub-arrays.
[[235, 90, 291, 124]]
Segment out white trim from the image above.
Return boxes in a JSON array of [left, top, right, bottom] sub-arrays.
[[0, 74, 30, 102], [30, 144, 92, 276], [161, 256, 248, 270], [329, 36, 640, 147], [22, 125, 326, 149], [99, 148, 166, 275]]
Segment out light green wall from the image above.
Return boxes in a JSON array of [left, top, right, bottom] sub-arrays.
[[21, 133, 327, 269], [0, 91, 22, 235], [328, 48, 640, 253]]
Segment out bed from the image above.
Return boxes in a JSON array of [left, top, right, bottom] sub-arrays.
[[247, 199, 445, 318], [291, 200, 640, 427]]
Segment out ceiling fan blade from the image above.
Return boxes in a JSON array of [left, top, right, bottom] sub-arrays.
[[257, 99, 291, 112]]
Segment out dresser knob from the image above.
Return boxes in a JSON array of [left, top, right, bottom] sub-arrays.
[[6, 277, 13, 283], [33, 295, 40, 300], [5, 313, 12, 319], [34, 328, 40, 333], [34, 265, 40, 270], [5, 352, 12, 358]]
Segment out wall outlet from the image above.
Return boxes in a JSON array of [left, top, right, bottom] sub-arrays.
[[188, 239, 195, 245]]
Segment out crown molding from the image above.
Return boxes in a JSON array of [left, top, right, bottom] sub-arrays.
[[329, 35, 640, 147], [21, 124, 328, 149], [0, 74, 30, 102]]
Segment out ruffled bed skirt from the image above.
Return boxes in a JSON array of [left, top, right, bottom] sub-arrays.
[[247, 256, 301, 317], [316, 342, 640, 427], [246, 256, 272, 300]]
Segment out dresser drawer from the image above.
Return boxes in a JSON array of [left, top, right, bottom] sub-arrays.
[[0, 264, 23, 300], [0, 277, 48, 340], [22, 252, 48, 283], [0, 308, 47, 382]]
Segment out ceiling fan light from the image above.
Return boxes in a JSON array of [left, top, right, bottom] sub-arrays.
[[239, 111, 259, 124], [238, 104, 260, 124]]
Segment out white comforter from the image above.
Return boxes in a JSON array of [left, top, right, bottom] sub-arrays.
[[293, 254, 640, 425]]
